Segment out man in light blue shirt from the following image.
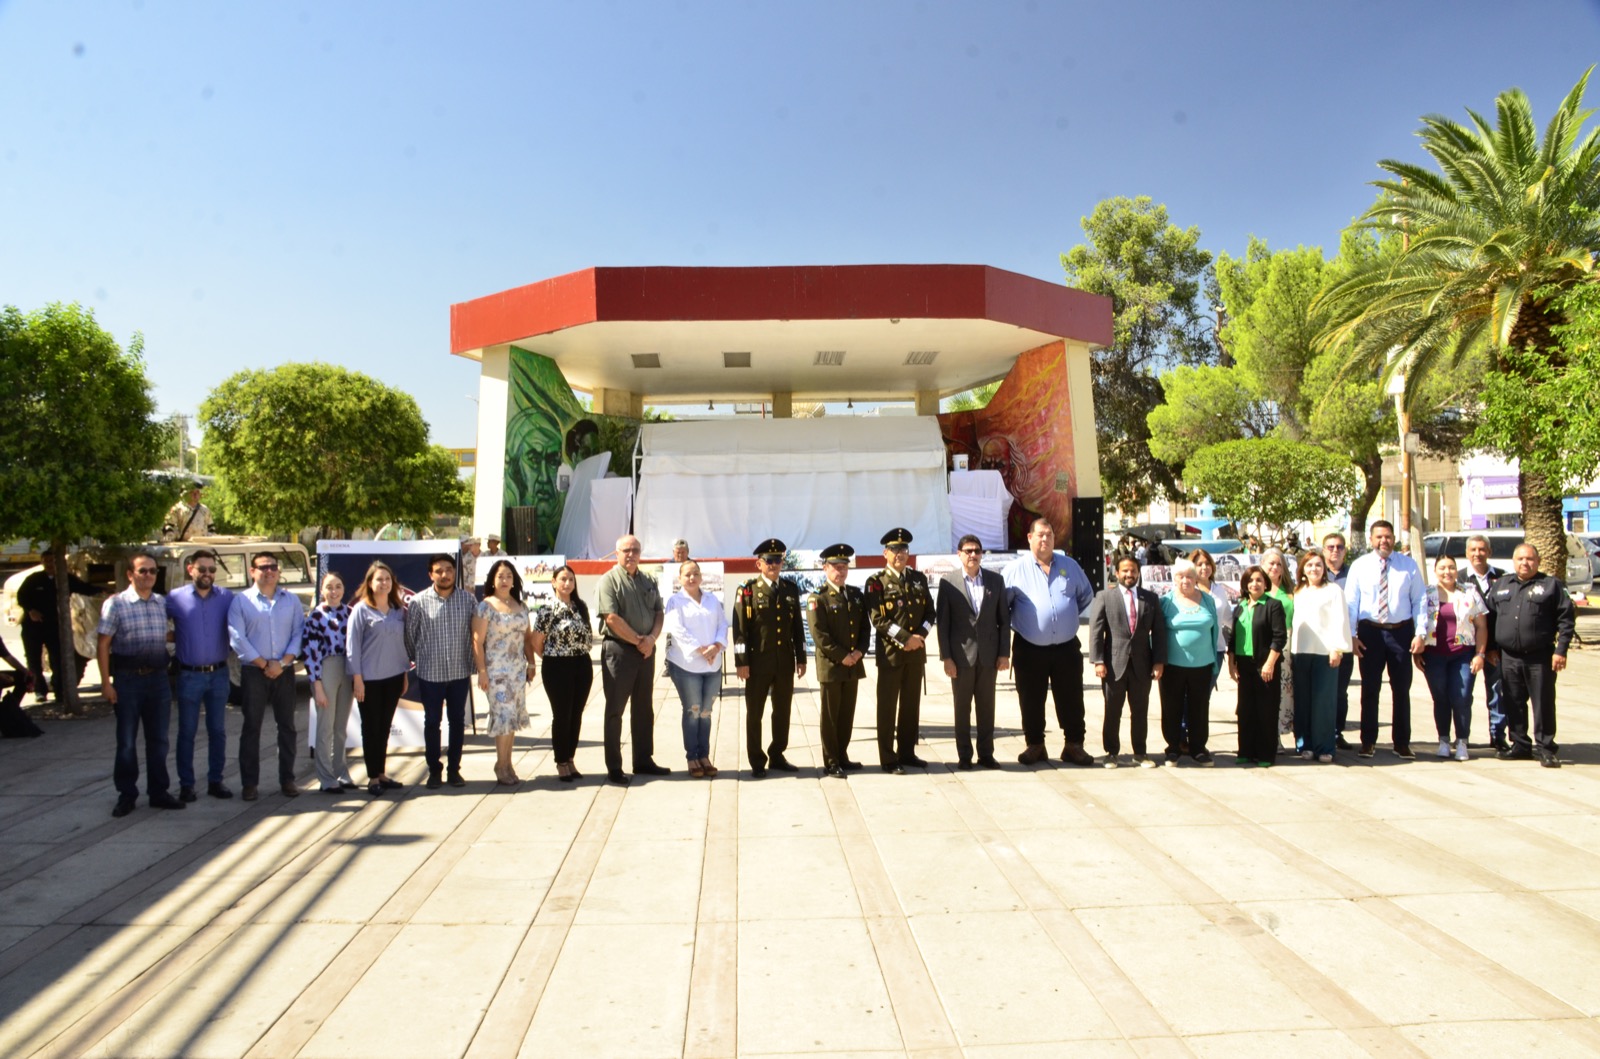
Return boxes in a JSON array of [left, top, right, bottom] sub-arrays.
[[1345, 520, 1426, 759], [228, 552, 305, 800], [1003, 518, 1096, 766]]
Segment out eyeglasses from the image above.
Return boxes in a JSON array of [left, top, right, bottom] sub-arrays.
[[959, 548, 983, 555], [1323, 543, 1346, 551]]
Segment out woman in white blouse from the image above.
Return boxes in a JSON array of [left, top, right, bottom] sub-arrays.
[[664, 561, 729, 778], [1290, 548, 1352, 763]]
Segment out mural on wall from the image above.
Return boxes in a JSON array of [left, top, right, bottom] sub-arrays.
[[937, 340, 1077, 549], [505, 347, 641, 552]]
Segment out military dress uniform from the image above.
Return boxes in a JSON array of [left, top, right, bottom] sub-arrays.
[[865, 528, 934, 771], [733, 539, 808, 775], [808, 544, 870, 776]]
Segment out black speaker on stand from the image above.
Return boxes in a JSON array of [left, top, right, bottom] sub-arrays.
[[1071, 496, 1105, 591]]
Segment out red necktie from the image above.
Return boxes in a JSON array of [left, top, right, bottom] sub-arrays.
[[1127, 589, 1137, 634]]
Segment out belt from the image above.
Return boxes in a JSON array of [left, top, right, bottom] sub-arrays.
[[1359, 619, 1411, 630], [180, 662, 225, 673], [111, 656, 166, 676]]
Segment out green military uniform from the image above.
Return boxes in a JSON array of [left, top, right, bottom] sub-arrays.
[[865, 528, 934, 770], [732, 539, 807, 774], [808, 543, 871, 775]]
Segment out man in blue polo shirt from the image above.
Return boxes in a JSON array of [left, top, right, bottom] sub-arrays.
[[166, 548, 235, 801], [1004, 518, 1096, 766], [97, 553, 185, 817]]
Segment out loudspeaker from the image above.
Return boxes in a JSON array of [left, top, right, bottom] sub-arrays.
[[1071, 497, 1105, 591]]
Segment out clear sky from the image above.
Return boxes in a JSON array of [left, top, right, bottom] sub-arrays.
[[3, 0, 1598, 448]]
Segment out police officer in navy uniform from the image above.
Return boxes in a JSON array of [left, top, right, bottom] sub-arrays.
[[733, 538, 807, 777], [808, 543, 870, 778], [865, 528, 934, 774]]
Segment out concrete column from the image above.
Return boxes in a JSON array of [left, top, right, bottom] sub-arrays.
[[914, 389, 940, 417], [771, 392, 793, 418], [472, 345, 511, 538], [592, 387, 643, 418], [1063, 341, 1103, 498]]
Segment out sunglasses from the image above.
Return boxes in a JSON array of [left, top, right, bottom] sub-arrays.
[[254, 564, 279, 572], [959, 548, 983, 555], [192, 566, 217, 574]]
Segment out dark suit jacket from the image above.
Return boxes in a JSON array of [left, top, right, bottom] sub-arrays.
[[935, 569, 1010, 669], [1228, 596, 1288, 664], [1088, 585, 1168, 681]]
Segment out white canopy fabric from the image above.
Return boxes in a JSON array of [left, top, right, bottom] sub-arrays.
[[948, 470, 1013, 551], [635, 417, 953, 558]]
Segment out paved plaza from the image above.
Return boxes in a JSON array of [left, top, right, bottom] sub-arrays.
[[3, 619, 1600, 1058]]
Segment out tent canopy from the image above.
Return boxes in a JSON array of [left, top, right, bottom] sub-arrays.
[[634, 417, 953, 558]]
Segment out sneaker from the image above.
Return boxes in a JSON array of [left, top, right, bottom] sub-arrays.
[[1437, 740, 1451, 759], [1299, 750, 1313, 761], [1394, 744, 1416, 760], [1101, 755, 1119, 769], [1134, 754, 1158, 769], [1317, 753, 1334, 764], [1236, 756, 1254, 767], [1454, 740, 1470, 762], [1193, 751, 1215, 767], [1358, 743, 1375, 759]]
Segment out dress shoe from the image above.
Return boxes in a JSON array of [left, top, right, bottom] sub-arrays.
[[768, 756, 799, 772], [842, 759, 864, 771], [368, 779, 385, 795], [379, 777, 404, 789], [559, 770, 577, 783], [179, 786, 198, 803], [1497, 746, 1532, 760], [607, 770, 632, 786], [208, 782, 234, 799], [957, 760, 975, 771], [112, 799, 135, 818], [635, 761, 671, 776], [1192, 751, 1215, 767], [1393, 744, 1415, 760], [150, 792, 186, 810], [280, 783, 300, 798], [426, 771, 442, 789], [1335, 736, 1354, 751], [825, 764, 845, 778], [1017, 745, 1047, 766], [319, 786, 343, 795], [448, 770, 466, 787], [901, 755, 929, 768], [701, 762, 718, 777], [241, 786, 259, 801], [1536, 748, 1561, 769], [339, 781, 360, 792], [977, 756, 1002, 770], [688, 762, 706, 778], [1357, 743, 1375, 759], [750, 766, 767, 778], [1060, 743, 1095, 767], [882, 764, 906, 775]]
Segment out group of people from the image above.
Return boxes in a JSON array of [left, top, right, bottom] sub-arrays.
[[1094, 521, 1576, 771], [88, 516, 1582, 816]]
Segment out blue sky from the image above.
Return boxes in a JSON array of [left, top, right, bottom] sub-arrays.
[[3, 0, 1598, 448]]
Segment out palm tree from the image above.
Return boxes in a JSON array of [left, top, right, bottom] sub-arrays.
[[1318, 67, 1600, 564]]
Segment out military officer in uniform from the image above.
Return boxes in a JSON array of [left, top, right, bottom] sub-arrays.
[[865, 527, 934, 774], [807, 543, 870, 778], [733, 538, 807, 777]]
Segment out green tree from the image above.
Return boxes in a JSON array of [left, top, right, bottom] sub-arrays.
[[1318, 68, 1600, 563], [199, 363, 469, 538], [942, 381, 1001, 413], [1183, 438, 1360, 548], [1145, 364, 1272, 467], [0, 303, 177, 713], [1061, 196, 1216, 510]]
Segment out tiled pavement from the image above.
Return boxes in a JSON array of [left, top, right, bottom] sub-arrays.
[[3, 627, 1600, 1057]]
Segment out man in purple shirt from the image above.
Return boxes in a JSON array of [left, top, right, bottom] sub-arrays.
[[166, 549, 235, 801]]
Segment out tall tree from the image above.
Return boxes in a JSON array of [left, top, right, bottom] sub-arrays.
[[199, 363, 469, 538], [0, 303, 176, 713], [1061, 196, 1216, 511], [1183, 438, 1361, 549], [1319, 68, 1600, 564]]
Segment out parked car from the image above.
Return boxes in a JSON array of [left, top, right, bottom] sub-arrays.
[[1421, 530, 1594, 593]]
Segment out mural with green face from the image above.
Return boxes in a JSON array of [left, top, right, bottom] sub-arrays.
[[505, 347, 640, 551]]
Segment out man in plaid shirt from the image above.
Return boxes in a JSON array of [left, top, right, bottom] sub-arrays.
[[406, 552, 476, 788], [97, 553, 185, 818]]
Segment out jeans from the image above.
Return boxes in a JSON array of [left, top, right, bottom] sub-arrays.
[[1423, 651, 1474, 743], [417, 676, 469, 776], [113, 669, 172, 801], [1482, 654, 1504, 744], [175, 667, 230, 788], [668, 661, 720, 760]]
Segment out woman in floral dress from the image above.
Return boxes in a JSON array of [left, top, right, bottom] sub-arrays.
[[472, 560, 534, 786]]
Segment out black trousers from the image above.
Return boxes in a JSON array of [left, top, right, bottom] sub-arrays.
[[1334, 651, 1354, 733], [1500, 650, 1558, 753], [817, 678, 858, 768], [951, 664, 997, 763], [875, 654, 923, 766], [745, 654, 794, 769], [358, 673, 405, 778], [1011, 636, 1084, 746], [1235, 655, 1280, 762], [1159, 663, 1212, 757], [1357, 620, 1414, 747], [601, 640, 655, 773], [542, 655, 593, 763], [239, 665, 297, 787], [1101, 667, 1154, 757]]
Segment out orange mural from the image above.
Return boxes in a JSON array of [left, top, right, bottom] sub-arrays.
[[938, 341, 1076, 549]]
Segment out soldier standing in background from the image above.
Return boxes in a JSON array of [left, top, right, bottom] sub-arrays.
[[733, 538, 806, 777], [807, 543, 869, 778]]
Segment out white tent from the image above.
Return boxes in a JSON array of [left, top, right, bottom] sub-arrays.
[[634, 417, 953, 558]]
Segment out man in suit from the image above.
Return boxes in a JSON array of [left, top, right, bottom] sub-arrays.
[[1088, 556, 1167, 768], [936, 534, 1010, 770], [807, 543, 870, 778], [733, 538, 807, 777], [865, 527, 935, 774]]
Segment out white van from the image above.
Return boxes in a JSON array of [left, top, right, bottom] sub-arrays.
[[1421, 530, 1593, 594]]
